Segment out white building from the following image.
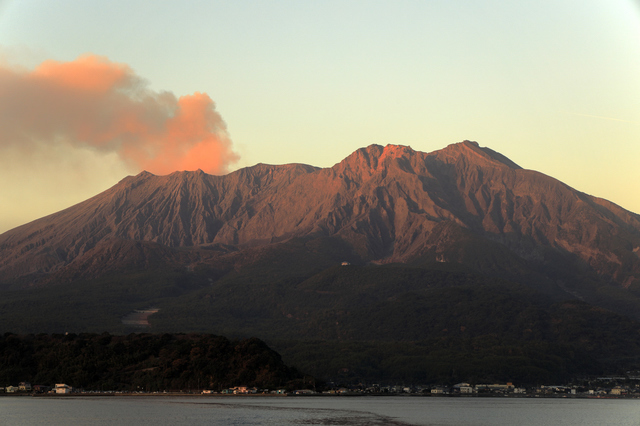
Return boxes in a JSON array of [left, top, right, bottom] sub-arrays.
[[55, 384, 73, 394]]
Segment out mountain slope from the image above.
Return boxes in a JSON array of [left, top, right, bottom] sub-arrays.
[[1, 141, 639, 292], [2, 140, 640, 383]]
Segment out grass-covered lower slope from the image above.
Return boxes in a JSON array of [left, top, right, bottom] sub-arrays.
[[273, 338, 595, 386], [2, 236, 640, 386], [0, 333, 302, 391], [150, 261, 536, 338], [0, 267, 211, 334], [272, 300, 640, 386], [145, 261, 640, 385]]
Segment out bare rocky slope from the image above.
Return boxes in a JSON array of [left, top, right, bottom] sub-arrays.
[[1, 141, 640, 300]]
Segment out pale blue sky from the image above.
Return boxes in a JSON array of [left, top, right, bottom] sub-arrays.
[[0, 0, 638, 232]]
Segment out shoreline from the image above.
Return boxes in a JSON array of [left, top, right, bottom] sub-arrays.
[[1, 392, 638, 399]]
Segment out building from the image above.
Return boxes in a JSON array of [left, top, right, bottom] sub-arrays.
[[33, 385, 50, 393], [460, 385, 475, 394], [610, 387, 626, 396], [453, 383, 474, 394], [55, 384, 73, 394], [476, 383, 515, 393]]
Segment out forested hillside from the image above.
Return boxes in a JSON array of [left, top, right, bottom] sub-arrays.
[[0, 333, 302, 391]]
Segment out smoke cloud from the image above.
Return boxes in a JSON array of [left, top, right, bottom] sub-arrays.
[[0, 54, 238, 175]]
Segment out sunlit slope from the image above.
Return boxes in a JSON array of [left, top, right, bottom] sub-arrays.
[[1, 141, 639, 294]]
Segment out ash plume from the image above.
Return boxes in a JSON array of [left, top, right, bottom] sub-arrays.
[[0, 54, 239, 174]]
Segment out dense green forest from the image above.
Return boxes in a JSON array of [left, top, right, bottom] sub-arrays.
[[0, 333, 303, 391]]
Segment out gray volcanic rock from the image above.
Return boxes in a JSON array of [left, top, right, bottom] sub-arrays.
[[1, 141, 640, 292]]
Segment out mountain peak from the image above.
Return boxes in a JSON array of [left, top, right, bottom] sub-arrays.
[[343, 141, 522, 172], [379, 144, 416, 161], [337, 144, 417, 173], [358, 143, 416, 159], [1, 141, 639, 293], [434, 140, 522, 169]]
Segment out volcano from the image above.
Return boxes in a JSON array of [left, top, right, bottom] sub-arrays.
[[2, 140, 639, 293], [4, 140, 640, 383]]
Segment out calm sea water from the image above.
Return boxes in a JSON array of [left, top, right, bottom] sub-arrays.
[[1, 395, 639, 425]]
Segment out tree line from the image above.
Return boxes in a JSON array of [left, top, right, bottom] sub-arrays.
[[0, 332, 303, 392]]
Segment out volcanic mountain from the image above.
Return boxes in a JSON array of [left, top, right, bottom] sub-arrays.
[[2, 141, 639, 292], [4, 140, 640, 383]]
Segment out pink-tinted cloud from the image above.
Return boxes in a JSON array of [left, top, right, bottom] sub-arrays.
[[0, 54, 238, 174]]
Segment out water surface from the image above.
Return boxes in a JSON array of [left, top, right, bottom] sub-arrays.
[[1, 395, 639, 425]]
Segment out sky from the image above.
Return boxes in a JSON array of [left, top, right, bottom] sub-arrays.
[[0, 0, 638, 233]]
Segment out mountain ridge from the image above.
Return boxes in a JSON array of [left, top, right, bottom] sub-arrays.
[[1, 141, 639, 297]]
